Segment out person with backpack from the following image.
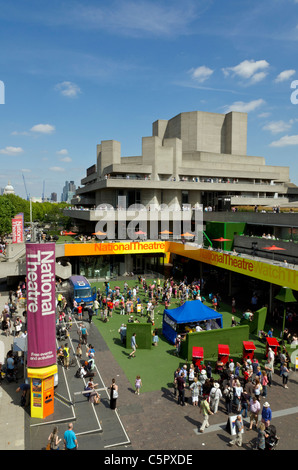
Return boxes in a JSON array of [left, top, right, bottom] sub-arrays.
[[63, 343, 70, 370], [223, 384, 234, 414], [209, 382, 222, 414], [48, 426, 61, 450]]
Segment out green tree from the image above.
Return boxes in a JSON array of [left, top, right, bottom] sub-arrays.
[[0, 197, 16, 235]]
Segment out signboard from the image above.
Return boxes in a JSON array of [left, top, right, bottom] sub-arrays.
[[26, 243, 56, 368], [63, 241, 298, 290], [65, 240, 166, 257], [12, 217, 24, 243], [226, 415, 244, 436]]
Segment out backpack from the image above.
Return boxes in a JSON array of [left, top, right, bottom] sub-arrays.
[[63, 348, 68, 357], [75, 368, 81, 378]]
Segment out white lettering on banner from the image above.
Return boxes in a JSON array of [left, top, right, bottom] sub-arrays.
[[27, 249, 55, 317]]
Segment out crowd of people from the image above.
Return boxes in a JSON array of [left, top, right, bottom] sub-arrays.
[[172, 339, 292, 448], [1, 271, 297, 450]]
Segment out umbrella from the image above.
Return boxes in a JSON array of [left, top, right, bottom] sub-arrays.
[[212, 237, 231, 250], [181, 232, 194, 237], [64, 231, 77, 236], [262, 244, 286, 261], [160, 230, 173, 239], [135, 230, 146, 235], [92, 230, 106, 236]]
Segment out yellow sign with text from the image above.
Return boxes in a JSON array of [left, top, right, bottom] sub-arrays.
[[65, 241, 167, 257], [63, 241, 297, 290], [169, 243, 298, 291]]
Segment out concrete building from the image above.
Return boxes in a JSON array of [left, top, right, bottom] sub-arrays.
[[65, 110, 295, 231]]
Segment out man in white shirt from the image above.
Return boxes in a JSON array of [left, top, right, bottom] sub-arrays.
[[209, 382, 222, 414]]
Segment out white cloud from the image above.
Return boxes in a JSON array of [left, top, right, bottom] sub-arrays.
[[11, 130, 30, 136], [274, 69, 296, 83], [250, 71, 267, 84], [21, 168, 31, 173], [263, 120, 292, 134], [270, 135, 298, 147], [189, 66, 214, 83], [55, 81, 81, 98], [60, 156, 72, 162], [56, 149, 69, 155], [0, 146, 24, 155], [31, 124, 55, 134], [49, 166, 65, 172], [258, 112, 271, 118], [222, 59, 269, 84], [224, 99, 265, 113], [70, 1, 198, 37]]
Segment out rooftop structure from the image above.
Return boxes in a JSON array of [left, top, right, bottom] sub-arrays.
[[65, 110, 296, 231]]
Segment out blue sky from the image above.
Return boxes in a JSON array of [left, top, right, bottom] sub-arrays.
[[1, 0, 298, 200]]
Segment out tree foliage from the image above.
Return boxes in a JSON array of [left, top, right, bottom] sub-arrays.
[[0, 194, 71, 235]]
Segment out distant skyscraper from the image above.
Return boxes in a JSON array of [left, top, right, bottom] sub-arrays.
[[51, 192, 57, 202], [61, 180, 76, 203]]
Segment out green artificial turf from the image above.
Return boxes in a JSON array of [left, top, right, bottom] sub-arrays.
[[90, 279, 279, 393]]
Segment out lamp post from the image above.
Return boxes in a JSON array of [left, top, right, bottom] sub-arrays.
[[274, 287, 296, 344]]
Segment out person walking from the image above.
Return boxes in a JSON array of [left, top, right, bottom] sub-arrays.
[[261, 371, 268, 398], [209, 382, 222, 414], [229, 415, 244, 447], [176, 372, 186, 406], [63, 343, 70, 370], [248, 396, 261, 430], [189, 377, 200, 406], [110, 378, 118, 409], [48, 426, 61, 450], [264, 360, 274, 387], [63, 423, 78, 450], [80, 323, 88, 345], [261, 402, 272, 428], [256, 422, 267, 450], [129, 333, 137, 358], [93, 298, 99, 316], [199, 396, 213, 433], [135, 375, 142, 395], [281, 361, 290, 389]]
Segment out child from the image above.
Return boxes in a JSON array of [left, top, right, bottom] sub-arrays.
[[135, 375, 142, 395], [152, 329, 159, 346], [76, 343, 82, 359]]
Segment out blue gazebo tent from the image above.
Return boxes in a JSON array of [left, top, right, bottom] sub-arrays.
[[162, 300, 223, 344]]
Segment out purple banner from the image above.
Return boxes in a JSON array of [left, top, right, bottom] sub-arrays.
[[26, 243, 56, 368]]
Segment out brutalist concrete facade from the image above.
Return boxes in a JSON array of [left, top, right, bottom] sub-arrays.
[[71, 110, 293, 213]]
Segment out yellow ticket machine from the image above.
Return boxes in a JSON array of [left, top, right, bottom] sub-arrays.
[[27, 364, 57, 419]]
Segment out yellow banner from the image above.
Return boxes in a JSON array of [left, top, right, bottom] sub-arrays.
[[168, 243, 298, 291], [65, 240, 167, 257], [63, 241, 297, 290]]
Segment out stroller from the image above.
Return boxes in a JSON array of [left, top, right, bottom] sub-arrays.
[[265, 425, 279, 451], [56, 324, 68, 341]]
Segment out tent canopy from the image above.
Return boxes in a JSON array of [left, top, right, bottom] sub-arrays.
[[164, 300, 223, 324], [162, 300, 223, 344]]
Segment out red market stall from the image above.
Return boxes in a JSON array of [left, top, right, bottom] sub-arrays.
[[192, 346, 204, 370], [218, 344, 230, 365], [243, 341, 256, 361], [265, 337, 280, 357]]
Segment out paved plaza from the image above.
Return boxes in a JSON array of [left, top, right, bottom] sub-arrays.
[[0, 287, 297, 453]]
